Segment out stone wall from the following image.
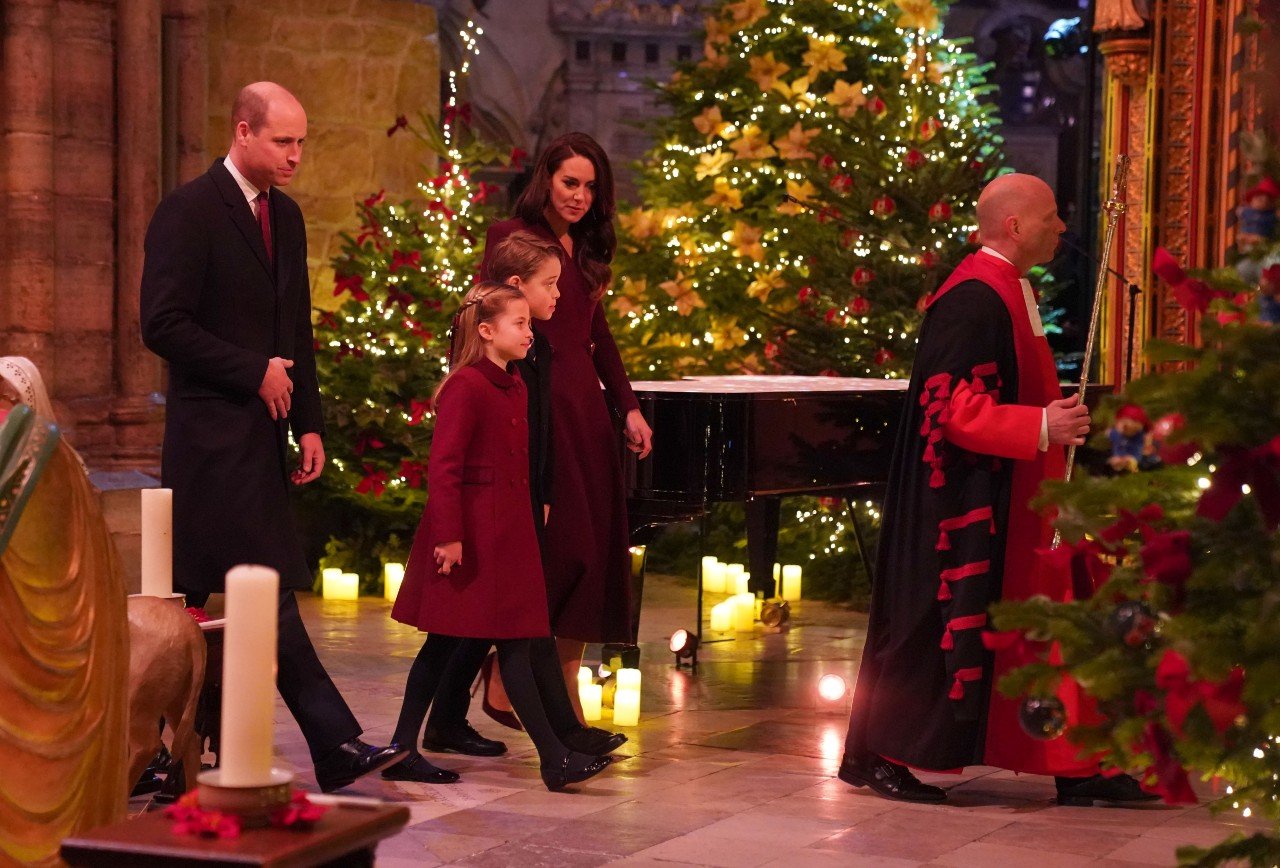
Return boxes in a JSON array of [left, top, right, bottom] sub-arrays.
[[206, 0, 439, 295]]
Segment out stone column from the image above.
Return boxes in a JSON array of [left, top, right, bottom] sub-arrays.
[[111, 0, 166, 468], [0, 0, 57, 372]]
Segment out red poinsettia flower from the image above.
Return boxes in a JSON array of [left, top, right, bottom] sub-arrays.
[[399, 459, 428, 489], [355, 466, 388, 497], [1139, 530, 1192, 598], [1138, 721, 1198, 804], [819, 153, 837, 171], [1155, 649, 1245, 736]]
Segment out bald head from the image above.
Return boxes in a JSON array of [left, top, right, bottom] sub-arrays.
[[975, 173, 1064, 273], [228, 82, 307, 190]]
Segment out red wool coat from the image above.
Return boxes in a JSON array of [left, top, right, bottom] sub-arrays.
[[391, 359, 551, 639]]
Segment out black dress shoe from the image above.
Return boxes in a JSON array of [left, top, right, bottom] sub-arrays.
[[314, 739, 408, 793], [560, 725, 628, 756], [1055, 773, 1161, 807], [838, 754, 947, 803], [381, 752, 460, 784], [541, 751, 612, 792], [423, 721, 507, 757]]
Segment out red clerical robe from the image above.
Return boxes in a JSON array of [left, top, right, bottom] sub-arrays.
[[844, 250, 1097, 776]]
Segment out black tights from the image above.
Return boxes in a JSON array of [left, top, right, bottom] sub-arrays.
[[392, 634, 575, 768]]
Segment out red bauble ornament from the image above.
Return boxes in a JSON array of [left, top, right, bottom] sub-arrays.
[[904, 149, 926, 170], [829, 173, 854, 193], [848, 295, 872, 315], [819, 153, 837, 171], [928, 201, 953, 222], [868, 96, 887, 116], [851, 267, 875, 287], [920, 250, 940, 269], [871, 195, 896, 217], [840, 228, 863, 248], [1153, 412, 1199, 465], [874, 347, 894, 365], [920, 118, 943, 141], [823, 307, 844, 324], [797, 286, 817, 304]]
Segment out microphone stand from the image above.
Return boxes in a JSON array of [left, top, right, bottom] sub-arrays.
[[1056, 235, 1143, 386]]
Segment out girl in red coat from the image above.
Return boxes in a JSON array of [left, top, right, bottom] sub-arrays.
[[390, 282, 612, 791], [480, 133, 653, 720]]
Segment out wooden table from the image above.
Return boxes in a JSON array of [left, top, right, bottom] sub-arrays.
[[60, 802, 409, 867]]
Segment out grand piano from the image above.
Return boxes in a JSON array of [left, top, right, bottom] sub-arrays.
[[620, 375, 910, 661]]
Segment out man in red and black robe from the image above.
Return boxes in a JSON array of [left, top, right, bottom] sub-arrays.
[[839, 174, 1155, 806]]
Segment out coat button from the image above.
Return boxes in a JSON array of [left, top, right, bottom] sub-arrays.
[[511, 418, 518, 426]]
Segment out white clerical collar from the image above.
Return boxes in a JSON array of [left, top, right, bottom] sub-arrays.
[[979, 246, 1017, 269], [223, 154, 262, 207]]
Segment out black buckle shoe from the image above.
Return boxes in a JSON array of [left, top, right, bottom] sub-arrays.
[[423, 722, 507, 757], [561, 725, 627, 756], [838, 754, 946, 803], [1055, 773, 1161, 806], [381, 752, 460, 784], [541, 752, 611, 792], [314, 739, 407, 793]]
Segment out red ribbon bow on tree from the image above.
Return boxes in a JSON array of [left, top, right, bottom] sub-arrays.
[[1197, 436, 1280, 531]]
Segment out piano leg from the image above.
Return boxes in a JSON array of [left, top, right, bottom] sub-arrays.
[[745, 497, 781, 598], [845, 497, 877, 591]]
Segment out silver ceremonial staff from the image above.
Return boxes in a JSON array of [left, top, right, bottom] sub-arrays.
[[1053, 154, 1130, 548]]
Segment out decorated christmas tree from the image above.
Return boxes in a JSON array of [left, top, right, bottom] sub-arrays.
[[608, 0, 1005, 598], [608, 0, 1002, 380], [300, 31, 519, 586], [992, 232, 1280, 863]]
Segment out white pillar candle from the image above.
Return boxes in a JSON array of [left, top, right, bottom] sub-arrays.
[[323, 570, 359, 600], [733, 593, 756, 632], [581, 683, 603, 721], [383, 562, 405, 602], [577, 666, 593, 689], [140, 488, 173, 597], [613, 687, 640, 726], [220, 565, 279, 787], [616, 667, 641, 691], [725, 563, 745, 587], [735, 573, 751, 595], [709, 601, 732, 632], [781, 564, 803, 601], [704, 561, 727, 594]]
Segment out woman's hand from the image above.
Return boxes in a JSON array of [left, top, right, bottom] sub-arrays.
[[434, 541, 462, 574], [624, 409, 653, 459]]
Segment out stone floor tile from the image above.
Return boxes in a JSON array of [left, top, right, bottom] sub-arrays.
[[977, 819, 1137, 857], [762, 851, 922, 868], [451, 841, 617, 867], [930, 841, 1107, 867], [483, 787, 633, 819], [631, 831, 798, 868]]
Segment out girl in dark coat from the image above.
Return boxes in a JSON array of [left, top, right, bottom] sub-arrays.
[[480, 132, 653, 720], [390, 282, 612, 791]]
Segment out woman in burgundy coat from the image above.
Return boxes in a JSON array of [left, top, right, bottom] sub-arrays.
[[391, 282, 611, 791], [480, 132, 653, 718]]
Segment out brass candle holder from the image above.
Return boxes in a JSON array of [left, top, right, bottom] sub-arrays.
[[196, 768, 295, 827]]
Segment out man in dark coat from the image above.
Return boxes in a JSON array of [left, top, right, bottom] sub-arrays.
[[838, 174, 1156, 807], [140, 81, 404, 792]]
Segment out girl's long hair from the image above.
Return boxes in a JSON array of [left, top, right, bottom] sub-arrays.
[[484, 230, 562, 284], [435, 281, 526, 402], [512, 132, 616, 300]]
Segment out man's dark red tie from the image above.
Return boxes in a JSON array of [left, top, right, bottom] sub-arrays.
[[256, 191, 273, 263]]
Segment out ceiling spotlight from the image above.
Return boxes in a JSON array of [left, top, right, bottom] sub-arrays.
[[818, 673, 849, 703], [669, 629, 700, 664]]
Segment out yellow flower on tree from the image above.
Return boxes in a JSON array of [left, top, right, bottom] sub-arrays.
[[748, 52, 791, 92], [723, 0, 768, 29], [704, 176, 744, 210], [730, 221, 766, 262], [695, 149, 733, 180], [777, 178, 818, 215], [825, 79, 867, 118], [774, 122, 820, 160], [619, 209, 662, 240], [894, 0, 940, 31], [659, 272, 706, 316], [611, 293, 643, 318], [693, 106, 732, 139], [802, 36, 847, 76], [773, 75, 815, 108], [729, 125, 776, 161], [704, 16, 730, 48], [746, 268, 786, 301], [710, 317, 748, 352]]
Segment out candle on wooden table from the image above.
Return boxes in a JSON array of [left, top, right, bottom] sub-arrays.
[[781, 564, 803, 601], [140, 488, 173, 597], [220, 565, 279, 786], [383, 562, 404, 602], [581, 683, 603, 721], [710, 601, 732, 632]]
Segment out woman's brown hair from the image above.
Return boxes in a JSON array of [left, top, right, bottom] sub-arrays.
[[512, 132, 616, 300], [436, 281, 527, 402]]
